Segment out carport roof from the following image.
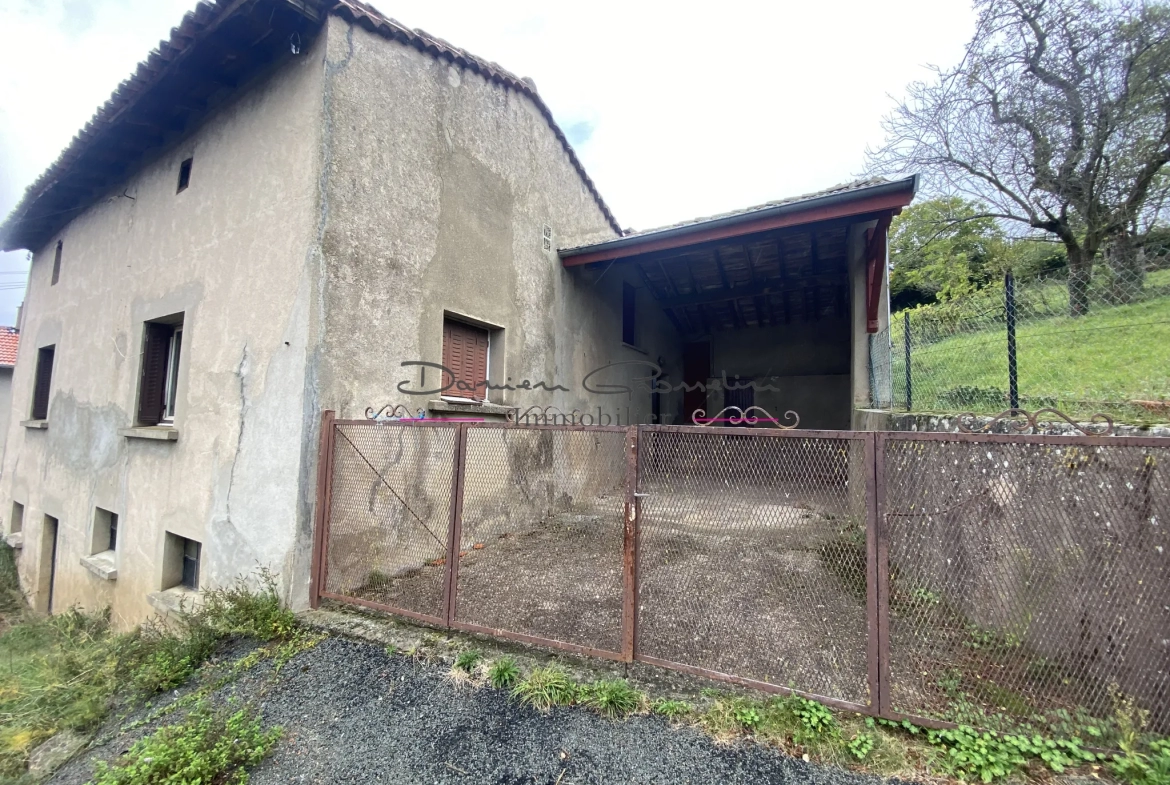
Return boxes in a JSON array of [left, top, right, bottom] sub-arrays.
[[559, 175, 918, 266]]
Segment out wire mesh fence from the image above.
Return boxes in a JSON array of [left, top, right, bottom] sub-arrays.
[[452, 425, 628, 655], [871, 263, 1170, 422], [313, 419, 1170, 732], [320, 421, 457, 623], [635, 427, 872, 708], [879, 432, 1170, 733]]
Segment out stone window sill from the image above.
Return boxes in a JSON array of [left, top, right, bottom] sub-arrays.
[[20, 419, 48, 430], [147, 586, 203, 617], [5, 532, 22, 550], [119, 426, 179, 442], [80, 551, 117, 581], [428, 399, 516, 420]]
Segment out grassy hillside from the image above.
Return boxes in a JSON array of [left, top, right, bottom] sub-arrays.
[[889, 271, 1170, 422]]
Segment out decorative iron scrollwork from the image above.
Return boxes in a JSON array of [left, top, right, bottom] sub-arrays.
[[956, 408, 1114, 436], [365, 404, 425, 421], [691, 406, 799, 429]]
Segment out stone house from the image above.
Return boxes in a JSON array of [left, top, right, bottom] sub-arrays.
[[0, 0, 915, 625]]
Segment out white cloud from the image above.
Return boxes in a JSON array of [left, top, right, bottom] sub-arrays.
[[0, 0, 976, 323]]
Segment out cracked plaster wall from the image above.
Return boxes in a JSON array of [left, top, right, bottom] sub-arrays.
[[0, 33, 328, 626]]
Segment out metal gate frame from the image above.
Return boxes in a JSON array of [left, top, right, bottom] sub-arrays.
[[309, 412, 1168, 726]]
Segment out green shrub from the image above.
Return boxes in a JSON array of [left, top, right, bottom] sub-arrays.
[[91, 701, 280, 785], [454, 649, 482, 673], [584, 679, 643, 718], [512, 666, 578, 711], [487, 657, 519, 689]]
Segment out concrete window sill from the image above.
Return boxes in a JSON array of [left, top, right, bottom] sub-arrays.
[[5, 532, 22, 550], [147, 586, 203, 617], [80, 551, 117, 581], [119, 426, 179, 442], [20, 419, 48, 430], [428, 399, 516, 420]]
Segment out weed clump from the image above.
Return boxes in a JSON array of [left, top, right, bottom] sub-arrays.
[[652, 699, 691, 720], [454, 649, 482, 673], [487, 657, 520, 689], [583, 679, 643, 719], [513, 666, 578, 711], [91, 700, 280, 785]]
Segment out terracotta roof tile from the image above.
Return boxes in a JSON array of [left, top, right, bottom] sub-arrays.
[[615, 177, 894, 242], [0, 327, 19, 368]]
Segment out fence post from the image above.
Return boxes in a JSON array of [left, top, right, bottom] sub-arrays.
[[872, 431, 892, 718], [309, 409, 337, 609], [443, 423, 469, 628], [903, 312, 912, 412], [1005, 270, 1019, 410], [621, 425, 640, 663]]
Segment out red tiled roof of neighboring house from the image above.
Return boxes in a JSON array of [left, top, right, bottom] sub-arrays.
[[0, 0, 621, 251], [332, 1, 621, 236], [0, 328, 19, 368]]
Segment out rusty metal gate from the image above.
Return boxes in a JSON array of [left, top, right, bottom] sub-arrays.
[[310, 413, 1170, 731]]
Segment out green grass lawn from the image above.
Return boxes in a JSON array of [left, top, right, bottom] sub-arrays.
[[891, 286, 1170, 422]]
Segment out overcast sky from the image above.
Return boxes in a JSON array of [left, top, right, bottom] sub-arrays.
[[0, 0, 978, 327]]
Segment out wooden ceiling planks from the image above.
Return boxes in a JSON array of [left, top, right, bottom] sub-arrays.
[[630, 224, 852, 334]]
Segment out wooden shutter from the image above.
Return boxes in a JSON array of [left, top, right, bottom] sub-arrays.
[[31, 347, 54, 420], [441, 320, 488, 401], [137, 323, 171, 425], [622, 283, 636, 345]]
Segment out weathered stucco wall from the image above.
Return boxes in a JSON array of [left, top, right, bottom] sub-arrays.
[[0, 368, 12, 468], [705, 320, 851, 430], [0, 37, 327, 626], [316, 18, 679, 425]]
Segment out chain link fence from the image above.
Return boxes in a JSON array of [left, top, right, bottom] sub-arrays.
[[312, 419, 1170, 733], [871, 261, 1170, 422]]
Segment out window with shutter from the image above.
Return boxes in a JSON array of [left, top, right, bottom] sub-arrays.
[[441, 319, 489, 401], [31, 346, 55, 420], [137, 316, 184, 426]]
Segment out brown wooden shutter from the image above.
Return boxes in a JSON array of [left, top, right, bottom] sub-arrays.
[[137, 323, 171, 425], [441, 320, 488, 401], [31, 347, 54, 420]]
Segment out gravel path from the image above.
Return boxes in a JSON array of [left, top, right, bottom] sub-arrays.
[[51, 635, 905, 785]]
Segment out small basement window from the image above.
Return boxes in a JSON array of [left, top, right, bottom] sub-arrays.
[[177, 158, 193, 193], [52, 241, 62, 286], [136, 316, 184, 426], [91, 508, 118, 554], [163, 532, 201, 591], [622, 282, 636, 346], [31, 345, 55, 421], [10, 501, 24, 534]]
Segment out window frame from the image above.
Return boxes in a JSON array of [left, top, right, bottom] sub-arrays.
[[51, 241, 62, 286], [30, 345, 55, 421], [177, 157, 193, 193], [136, 316, 184, 427], [162, 325, 183, 423]]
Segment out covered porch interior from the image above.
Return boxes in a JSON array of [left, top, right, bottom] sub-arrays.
[[561, 179, 916, 430]]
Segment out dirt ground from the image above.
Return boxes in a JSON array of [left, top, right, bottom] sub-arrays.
[[344, 483, 872, 708]]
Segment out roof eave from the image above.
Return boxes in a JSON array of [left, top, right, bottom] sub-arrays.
[[559, 174, 919, 267]]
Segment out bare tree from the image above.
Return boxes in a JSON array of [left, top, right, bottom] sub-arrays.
[[868, 0, 1170, 315]]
